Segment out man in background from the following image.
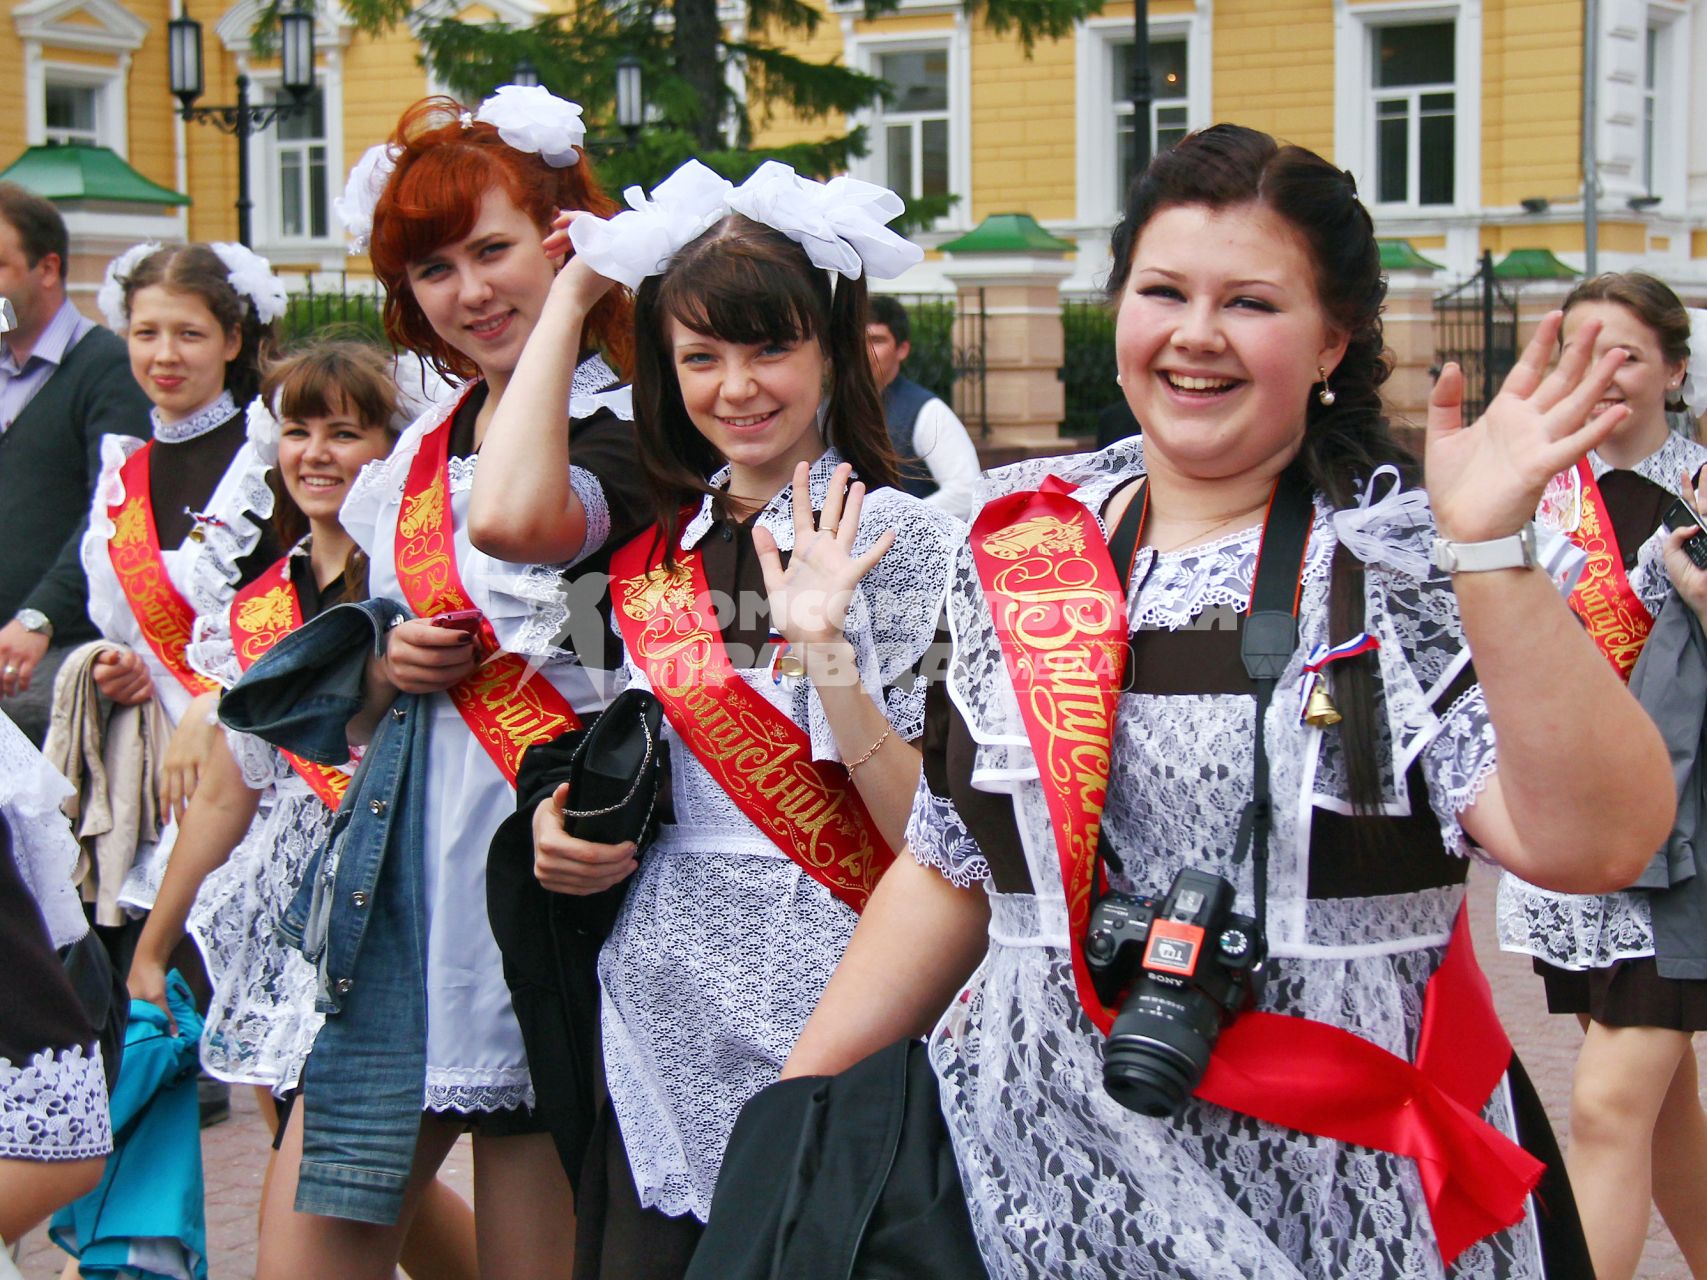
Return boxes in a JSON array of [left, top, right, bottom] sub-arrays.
[[867, 296, 981, 521], [0, 183, 149, 743]]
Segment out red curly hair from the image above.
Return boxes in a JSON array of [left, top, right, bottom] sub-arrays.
[[367, 97, 633, 381]]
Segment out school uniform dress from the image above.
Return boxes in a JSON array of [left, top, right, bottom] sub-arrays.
[[594, 450, 963, 1228], [334, 356, 644, 1116], [80, 390, 278, 915], [1498, 431, 1707, 1028], [906, 440, 1580, 1279], [0, 706, 112, 1164]]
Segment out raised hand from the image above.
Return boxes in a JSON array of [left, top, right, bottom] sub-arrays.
[[752, 461, 897, 654], [543, 208, 618, 314], [1426, 312, 1630, 544]]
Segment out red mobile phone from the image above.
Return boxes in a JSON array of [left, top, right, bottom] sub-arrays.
[[431, 608, 484, 638]]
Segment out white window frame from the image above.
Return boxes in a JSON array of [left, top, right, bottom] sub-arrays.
[[265, 84, 334, 245], [847, 28, 972, 232], [1075, 8, 1211, 225], [1333, 0, 1481, 217], [1640, 3, 1688, 209], [15, 0, 145, 158]]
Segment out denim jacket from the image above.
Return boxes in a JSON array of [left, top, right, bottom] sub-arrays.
[[221, 597, 431, 1225]]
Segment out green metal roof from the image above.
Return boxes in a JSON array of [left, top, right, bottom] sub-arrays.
[[1378, 239, 1445, 272], [1494, 247, 1580, 280], [0, 144, 189, 207], [939, 213, 1075, 256]]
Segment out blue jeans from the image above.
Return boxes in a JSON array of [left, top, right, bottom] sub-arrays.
[[222, 599, 432, 1225]]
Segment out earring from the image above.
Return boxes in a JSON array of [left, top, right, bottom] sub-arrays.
[[1316, 366, 1336, 407], [1115, 373, 1123, 387]]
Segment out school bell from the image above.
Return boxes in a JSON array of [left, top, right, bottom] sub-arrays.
[[1302, 675, 1342, 728]]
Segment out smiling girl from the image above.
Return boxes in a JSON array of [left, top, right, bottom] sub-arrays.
[[81, 242, 284, 917], [778, 125, 1673, 1278], [1497, 273, 1707, 1280], [228, 91, 646, 1280], [471, 160, 962, 1277]]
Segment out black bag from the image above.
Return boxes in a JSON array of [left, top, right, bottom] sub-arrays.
[[685, 1038, 989, 1280], [485, 688, 667, 1190]]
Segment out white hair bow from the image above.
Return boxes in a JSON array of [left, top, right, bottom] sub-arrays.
[[475, 85, 585, 168], [334, 142, 400, 256], [1330, 465, 1433, 578], [246, 394, 281, 466], [569, 158, 924, 289], [209, 242, 289, 326], [96, 241, 162, 332], [1682, 308, 1707, 422]]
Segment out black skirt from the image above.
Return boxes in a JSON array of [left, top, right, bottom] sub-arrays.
[[1535, 955, 1707, 1031]]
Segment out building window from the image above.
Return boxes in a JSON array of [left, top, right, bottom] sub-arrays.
[[44, 81, 100, 146], [1371, 20, 1455, 207], [1111, 39, 1189, 206], [876, 48, 950, 202], [273, 88, 329, 241]]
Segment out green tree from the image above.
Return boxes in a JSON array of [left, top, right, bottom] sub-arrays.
[[258, 0, 1103, 224]]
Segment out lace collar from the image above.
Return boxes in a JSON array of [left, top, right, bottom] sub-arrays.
[[1591, 430, 1707, 492], [152, 389, 238, 443], [679, 447, 847, 551]]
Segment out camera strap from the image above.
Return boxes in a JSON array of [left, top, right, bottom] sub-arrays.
[[1097, 467, 1315, 941]]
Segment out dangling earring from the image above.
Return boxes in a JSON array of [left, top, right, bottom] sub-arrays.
[[1115, 373, 1124, 387], [1316, 366, 1336, 407]]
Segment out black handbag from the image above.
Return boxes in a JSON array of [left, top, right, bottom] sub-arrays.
[[559, 685, 666, 851]]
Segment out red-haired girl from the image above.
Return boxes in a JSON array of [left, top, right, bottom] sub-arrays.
[[246, 90, 647, 1280]]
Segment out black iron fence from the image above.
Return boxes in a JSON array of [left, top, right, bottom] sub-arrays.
[[885, 290, 987, 437], [276, 270, 387, 345], [1433, 250, 1518, 425], [1060, 294, 1117, 438]]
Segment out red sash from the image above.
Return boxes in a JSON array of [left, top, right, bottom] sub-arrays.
[[106, 443, 220, 698], [609, 532, 894, 913], [228, 559, 353, 809], [1562, 459, 1653, 680], [392, 397, 581, 785], [970, 482, 1542, 1265]]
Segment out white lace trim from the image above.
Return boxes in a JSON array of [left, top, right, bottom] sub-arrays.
[[906, 776, 990, 888], [0, 712, 85, 949], [568, 351, 633, 422], [423, 1067, 535, 1114], [1496, 872, 1655, 968], [0, 1044, 112, 1160], [151, 389, 237, 443], [569, 465, 611, 564]]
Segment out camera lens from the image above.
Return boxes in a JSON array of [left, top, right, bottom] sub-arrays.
[[1101, 990, 1220, 1118]]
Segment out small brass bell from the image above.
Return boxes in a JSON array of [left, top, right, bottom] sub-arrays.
[[1303, 677, 1342, 728], [188, 527, 206, 544], [773, 651, 807, 680]]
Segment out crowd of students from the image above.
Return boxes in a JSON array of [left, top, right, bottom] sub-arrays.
[[3, 83, 1707, 1280]]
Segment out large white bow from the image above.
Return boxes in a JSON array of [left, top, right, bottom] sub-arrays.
[[1681, 307, 1707, 423], [1331, 465, 1433, 578], [334, 142, 399, 256], [96, 241, 162, 331], [209, 242, 290, 326], [569, 157, 923, 289], [475, 85, 585, 168]]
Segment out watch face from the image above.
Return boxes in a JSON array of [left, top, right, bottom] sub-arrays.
[[15, 609, 49, 633]]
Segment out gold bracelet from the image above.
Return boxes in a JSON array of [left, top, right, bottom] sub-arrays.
[[847, 727, 891, 774]]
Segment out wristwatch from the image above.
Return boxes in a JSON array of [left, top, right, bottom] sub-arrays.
[[1430, 523, 1538, 574], [13, 608, 52, 639]]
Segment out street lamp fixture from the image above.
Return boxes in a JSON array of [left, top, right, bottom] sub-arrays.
[[168, 4, 317, 247], [1627, 194, 1662, 212], [513, 58, 540, 89], [615, 55, 643, 145]]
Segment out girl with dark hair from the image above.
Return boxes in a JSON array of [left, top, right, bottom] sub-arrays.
[[781, 124, 1673, 1277], [1496, 272, 1707, 1279], [79, 240, 286, 915], [472, 159, 962, 1277], [240, 90, 647, 1280]]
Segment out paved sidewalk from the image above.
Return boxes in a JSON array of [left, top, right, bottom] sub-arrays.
[[15, 863, 1705, 1277]]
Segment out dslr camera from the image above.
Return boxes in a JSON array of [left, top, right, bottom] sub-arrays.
[[1083, 865, 1266, 1118]]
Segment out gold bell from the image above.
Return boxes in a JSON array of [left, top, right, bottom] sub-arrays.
[[1303, 678, 1342, 728], [773, 650, 807, 680], [187, 527, 206, 543]]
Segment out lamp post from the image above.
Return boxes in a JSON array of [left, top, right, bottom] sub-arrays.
[[168, 5, 316, 247], [615, 55, 643, 147], [1129, 0, 1151, 184], [512, 58, 540, 89]]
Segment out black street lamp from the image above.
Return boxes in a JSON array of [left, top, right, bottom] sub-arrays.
[[1129, 0, 1151, 184], [615, 55, 643, 147], [512, 58, 540, 89], [169, 5, 316, 247]]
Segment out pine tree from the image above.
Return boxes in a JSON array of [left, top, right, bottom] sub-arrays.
[[259, 0, 1104, 223]]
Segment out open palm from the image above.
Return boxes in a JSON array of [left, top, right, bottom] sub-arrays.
[[1425, 311, 1629, 544]]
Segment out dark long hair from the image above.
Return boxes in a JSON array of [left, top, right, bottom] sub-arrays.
[[1109, 124, 1409, 814], [632, 214, 900, 565], [122, 244, 276, 406], [368, 97, 634, 380]]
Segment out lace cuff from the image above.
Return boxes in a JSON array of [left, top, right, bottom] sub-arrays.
[[905, 775, 990, 887], [570, 465, 612, 565], [1420, 683, 1497, 856], [0, 1044, 113, 1160], [0, 715, 85, 950]]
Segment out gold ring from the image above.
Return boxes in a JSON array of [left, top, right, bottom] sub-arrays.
[[773, 652, 808, 679]]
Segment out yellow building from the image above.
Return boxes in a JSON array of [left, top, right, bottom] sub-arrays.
[[2, 0, 1700, 312]]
